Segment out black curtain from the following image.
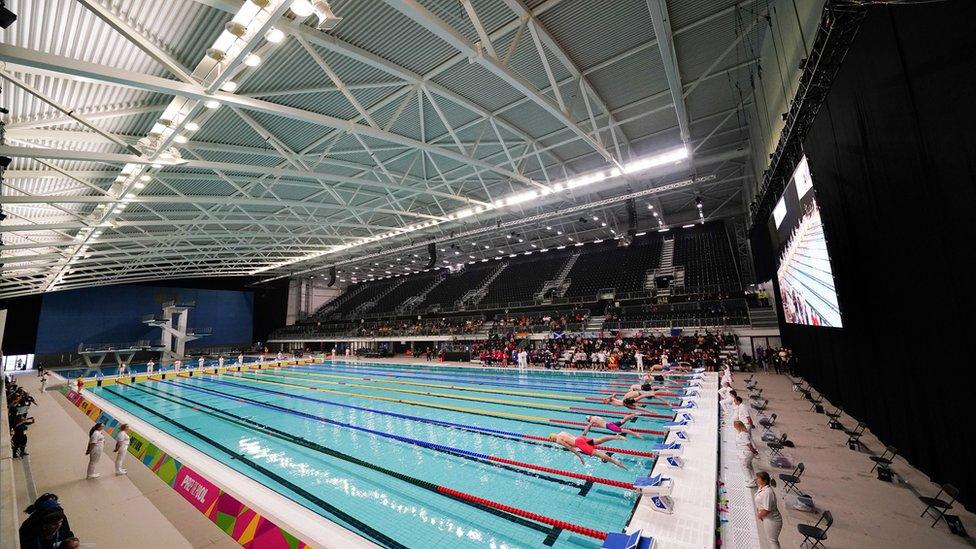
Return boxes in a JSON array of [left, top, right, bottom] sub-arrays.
[[779, 1, 976, 508]]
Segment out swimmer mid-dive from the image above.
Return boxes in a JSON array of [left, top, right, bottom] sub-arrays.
[[583, 414, 644, 438], [603, 389, 671, 409], [548, 431, 628, 469]]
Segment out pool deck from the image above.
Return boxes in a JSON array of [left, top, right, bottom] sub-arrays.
[[626, 372, 718, 548]]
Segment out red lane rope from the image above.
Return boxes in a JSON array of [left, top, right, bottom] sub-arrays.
[[546, 419, 665, 435], [487, 456, 634, 489], [521, 435, 660, 457], [584, 396, 681, 404], [436, 486, 608, 541], [569, 407, 672, 419]]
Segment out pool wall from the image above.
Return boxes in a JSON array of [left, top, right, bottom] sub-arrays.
[[58, 373, 375, 549]]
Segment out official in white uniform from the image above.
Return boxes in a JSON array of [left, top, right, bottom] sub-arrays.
[[174, 359, 182, 372], [218, 356, 225, 369], [146, 360, 155, 374], [85, 423, 105, 479], [238, 353, 245, 366], [635, 351, 645, 372], [754, 471, 782, 548], [114, 424, 131, 475], [198, 357, 206, 370], [518, 350, 528, 370], [733, 395, 753, 430], [734, 420, 758, 486]]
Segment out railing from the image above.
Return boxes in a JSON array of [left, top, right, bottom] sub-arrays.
[[187, 327, 213, 335], [78, 340, 156, 352]]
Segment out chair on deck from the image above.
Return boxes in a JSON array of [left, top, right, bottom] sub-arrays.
[[797, 511, 833, 548], [779, 462, 805, 495], [869, 446, 897, 473], [845, 422, 866, 449], [919, 484, 959, 527], [767, 433, 788, 456]]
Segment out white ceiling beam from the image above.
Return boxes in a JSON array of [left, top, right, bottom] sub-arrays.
[[0, 44, 538, 190], [646, 0, 691, 145], [385, 0, 620, 168]]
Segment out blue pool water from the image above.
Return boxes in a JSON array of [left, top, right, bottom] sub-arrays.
[[92, 362, 676, 548]]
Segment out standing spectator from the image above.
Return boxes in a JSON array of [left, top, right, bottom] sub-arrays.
[[39, 372, 49, 393], [114, 423, 131, 475], [85, 423, 105, 479], [11, 417, 29, 458]]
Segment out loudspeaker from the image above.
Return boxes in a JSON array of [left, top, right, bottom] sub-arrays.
[[425, 243, 436, 269], [626, 198, 638, 235], [327, 266, 336, 287], [0, 156, 11, 168]]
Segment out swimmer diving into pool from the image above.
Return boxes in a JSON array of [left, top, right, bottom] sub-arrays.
[[548, 431, 628, 469], [603, 389, 671, 409], [583, 414, 644, 438]]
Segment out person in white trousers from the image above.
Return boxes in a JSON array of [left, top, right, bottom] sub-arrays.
[[518, 349, 528, 371], [114, 424, 131, 475], [218, 356, 225, 370], [85, 423, 105, 479], [173, 359, 182, 373], [146, 359, 155, 374], [198, 357, 206, 370], [635, 351, 645, 372], [754, 471, 782, 548], [238, 353, 245, 366], [734, 420, 758, 487], [39, 372, 49, 393]]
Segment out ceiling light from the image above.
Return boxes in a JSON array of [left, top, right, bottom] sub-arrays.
[[289, 0, 315, 17], [139, 175, 151, 182], [601, 222, 607, 227], [265, 27, 285, 44], [592, 216, 598, 221], [221, 81, 238, 92], [244, 54, 262, 67], [133, 182, 145, 189], [174, 134, 189, 144], [557, 230, 563, 235], [184, 122, 200, 132], [204, 100, 220, 109], [151, 163, 163, 169]]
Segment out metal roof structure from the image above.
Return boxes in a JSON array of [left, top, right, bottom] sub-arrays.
[[0, 0, 770, 297]]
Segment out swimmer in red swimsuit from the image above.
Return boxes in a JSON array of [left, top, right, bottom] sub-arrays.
[[548, 431, 628, 469], [584, 414, 644, 438]]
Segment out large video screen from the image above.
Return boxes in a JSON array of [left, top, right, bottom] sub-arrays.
[[769, 155, 843, 327]]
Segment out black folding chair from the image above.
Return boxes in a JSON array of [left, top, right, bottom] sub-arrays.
[[749, 388, 764, 400], [808, 394, 824, 411], [759, 413, 777, 434], [920, 484, 959, 527], [869, 446, 897, 473], [825, 406, 843, 425], [845, 422, 866, 449], [797, 510, 833, 548], [751, 399, 768, 413], [779, 462, 805, 495], [767, 433, 787, 456]]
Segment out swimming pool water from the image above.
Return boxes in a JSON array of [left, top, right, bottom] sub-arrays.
[[92, 362, 677, 548]]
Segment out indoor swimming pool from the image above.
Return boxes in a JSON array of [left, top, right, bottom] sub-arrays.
[[89, 362, 686, 548]]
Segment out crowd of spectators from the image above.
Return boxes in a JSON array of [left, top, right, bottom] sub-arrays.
[[493, 309, 589, 332], [473, 330, 734, 371], [5, 374, 37, 458], [754, 345, 795, 374], [355, 317, 483, 337]]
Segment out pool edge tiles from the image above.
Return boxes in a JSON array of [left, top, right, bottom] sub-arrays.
[[626, 372, 719, 548], [59, 385, 377, 549]]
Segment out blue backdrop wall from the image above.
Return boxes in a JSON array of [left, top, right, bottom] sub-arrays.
[[35, 285, 254, 353]]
